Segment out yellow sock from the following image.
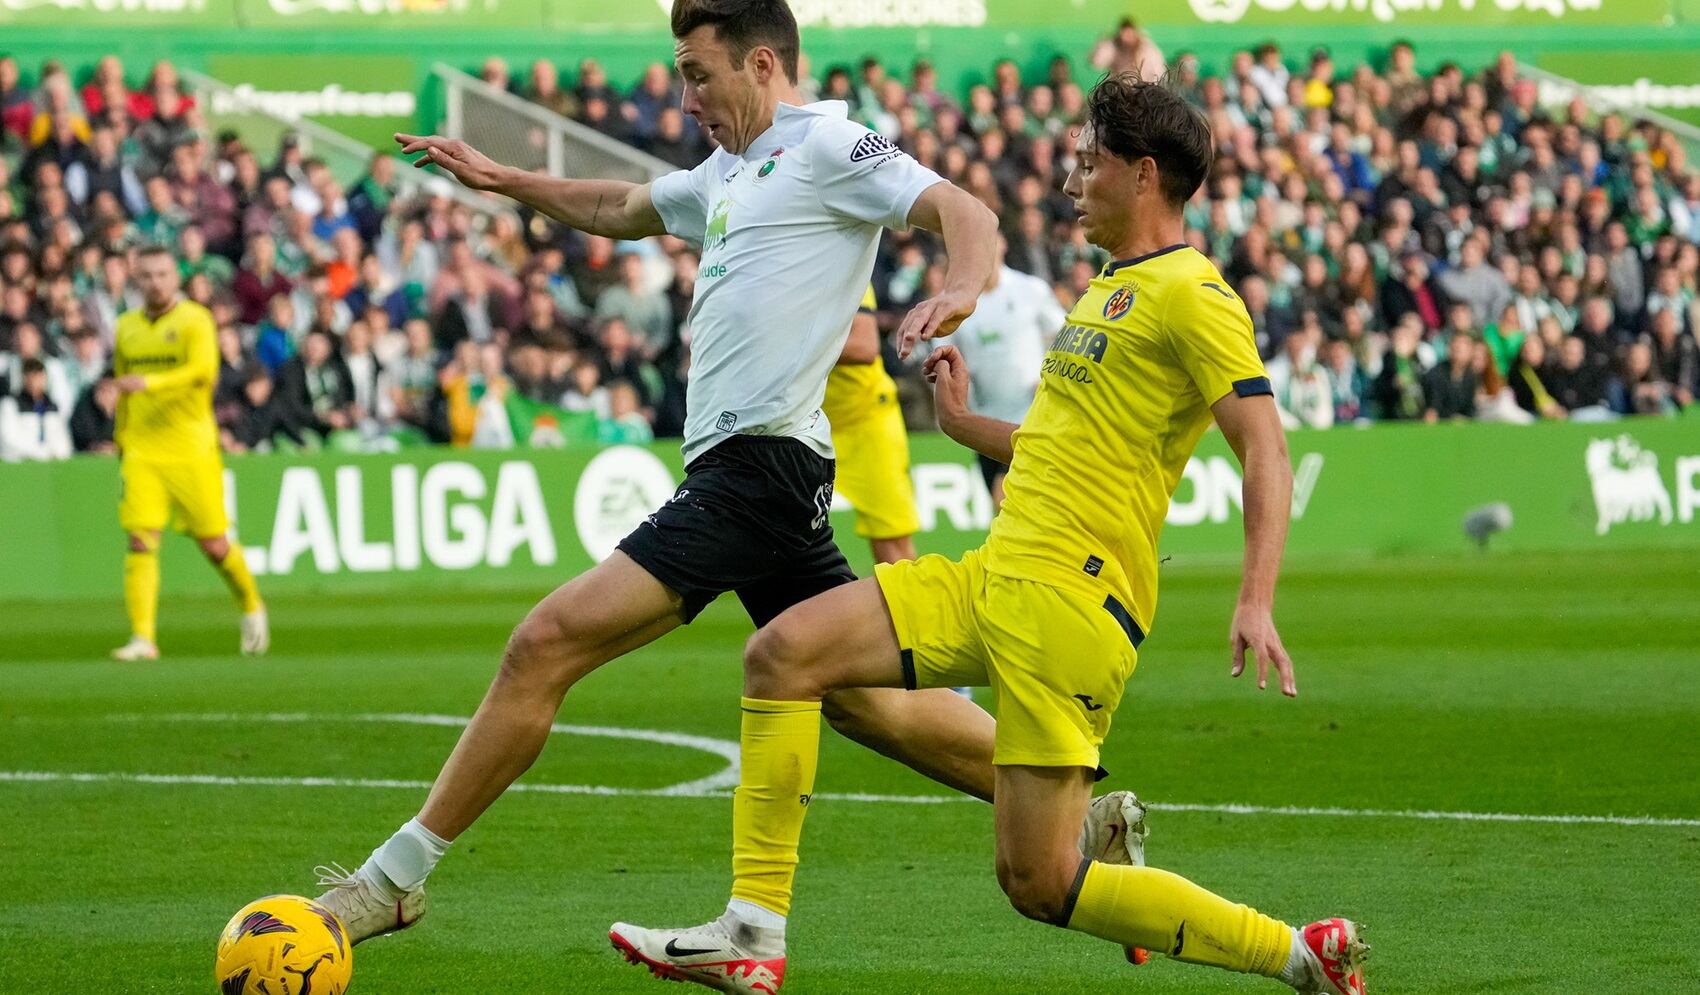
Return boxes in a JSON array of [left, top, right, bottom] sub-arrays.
[[123, 550, 159, 644], [730, 697, 822, 917], [1066, 862, 1292, 977], [214, 543, 263, 613]]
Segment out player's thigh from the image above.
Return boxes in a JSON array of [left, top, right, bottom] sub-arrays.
[[978, 578, 1138, 770], [619, 441, 816, 624], [734, 531, 856, 629], [118, 459, 170, 534], [993, 763, 1098, 913], [744, 577, 909, 698], [834, 410, 920, 541], [874, 549, 990, 691], [164, 458, 231, 540], [508, 550, 685, 683]]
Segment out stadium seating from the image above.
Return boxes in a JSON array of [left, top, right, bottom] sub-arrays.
[[1, 34, 1697, 462]]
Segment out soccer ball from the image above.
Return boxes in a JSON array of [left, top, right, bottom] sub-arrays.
[[215, 895, 353, 994]]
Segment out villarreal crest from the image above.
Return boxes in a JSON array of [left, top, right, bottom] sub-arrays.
[[1103, 286, 1136, 321]]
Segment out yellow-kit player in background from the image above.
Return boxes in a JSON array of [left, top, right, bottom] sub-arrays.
[[111, 246, 268, 661], [822, 285, 920, 564]]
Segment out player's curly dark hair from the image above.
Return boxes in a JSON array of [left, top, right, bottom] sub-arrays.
[[1085, 71, 1213, 206], [670, 0, 800, 84]]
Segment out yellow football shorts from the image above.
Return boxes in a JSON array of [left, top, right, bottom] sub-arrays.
[[119, 456, 230, 538], [832, 403, 920, 541], [875, 548, 1142, 769]]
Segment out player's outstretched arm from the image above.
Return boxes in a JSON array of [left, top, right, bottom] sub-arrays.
[[896, 183, 999, 358], [926, 345, 1016, 464], [1212, 392, 1298, 696], [394, 133, 666, 240]]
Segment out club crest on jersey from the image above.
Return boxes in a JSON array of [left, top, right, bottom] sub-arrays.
[[757, 147, 783, 180], [1103, 286, 1136, 321]]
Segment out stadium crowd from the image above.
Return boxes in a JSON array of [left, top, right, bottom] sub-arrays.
[[2, 28, 1697, 461]]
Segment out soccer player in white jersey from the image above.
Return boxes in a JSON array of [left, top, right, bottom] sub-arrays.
[[945, 235, 1068, 508], [305, 0, 1145, 953]]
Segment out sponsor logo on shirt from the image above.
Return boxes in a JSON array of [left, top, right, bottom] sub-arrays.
[[1042, 323, 1109, 384], [704, 199, 732, 253]]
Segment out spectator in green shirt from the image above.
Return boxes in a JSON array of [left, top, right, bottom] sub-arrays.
[[1480, 303, 1526, 376]]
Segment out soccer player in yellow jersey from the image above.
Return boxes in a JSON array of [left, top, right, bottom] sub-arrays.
[[616, 74, 1367, 995], [822, 286, 920, 564], [111, 246, 268, 661]]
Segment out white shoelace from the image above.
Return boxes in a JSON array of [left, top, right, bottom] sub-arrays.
[[314, 862, 359, 890]]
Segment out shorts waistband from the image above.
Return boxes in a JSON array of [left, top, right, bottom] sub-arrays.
[[690, 433, 829, 469]]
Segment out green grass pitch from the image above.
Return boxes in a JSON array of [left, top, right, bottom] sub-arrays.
[[2, 548, 1698, 993]]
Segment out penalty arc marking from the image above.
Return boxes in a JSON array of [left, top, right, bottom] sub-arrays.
[[1, 713, 1696, 830], [104, 712, 744, 795]]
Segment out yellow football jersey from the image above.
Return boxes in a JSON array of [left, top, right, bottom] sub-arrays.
[[982, 245, 1270, 635], [115, 298, 220, 459], [823, 286, 898, 428]]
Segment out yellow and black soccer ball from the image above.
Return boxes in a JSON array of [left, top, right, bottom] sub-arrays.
[[214, 895, 353, 994]]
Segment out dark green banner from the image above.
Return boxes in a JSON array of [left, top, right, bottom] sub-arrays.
[[2, 419, 1698, 602]]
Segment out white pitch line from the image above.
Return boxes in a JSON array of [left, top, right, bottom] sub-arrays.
[[107, 711, 743, 795], [12, 713, 1695, 829], [2, 769, 1697, 828]]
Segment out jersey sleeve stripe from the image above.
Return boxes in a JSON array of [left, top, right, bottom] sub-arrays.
[[1231, 376, 1273, 398]]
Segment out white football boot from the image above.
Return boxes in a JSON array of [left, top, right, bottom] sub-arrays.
[[110, 636, 159, 661], [240, 607, 269, 656], [313, 863, 427, 944], [1079, 789, 1152, 964], [1080, 789, 1149, 866], [610, 914, 786, 993]]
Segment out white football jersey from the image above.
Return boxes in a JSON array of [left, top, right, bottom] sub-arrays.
[[945, 265, 1067, 425], [650, 100, 944, 463]]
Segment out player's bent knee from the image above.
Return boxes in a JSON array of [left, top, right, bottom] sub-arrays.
[[996, 857, 1077, 925], [498, 614, 582, 692], [198, 536, 230, 561], [742, 624, 817, 698]]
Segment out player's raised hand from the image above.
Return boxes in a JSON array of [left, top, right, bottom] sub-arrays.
[[394, 133, 507, 191], [924, 345, 971, 416], [896, 289, 977, 359], [1229, 604, 1296, 697]]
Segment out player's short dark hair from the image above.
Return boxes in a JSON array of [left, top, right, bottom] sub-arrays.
[[670, 0, 800, 84], [135, 244, 175, 262], [1084, 72, 1213, 206]]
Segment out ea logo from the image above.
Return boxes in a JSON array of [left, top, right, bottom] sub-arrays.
[[573, 446, 679, 561], [1103, 286, 1136, 321]]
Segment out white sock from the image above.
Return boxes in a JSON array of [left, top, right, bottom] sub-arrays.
[[725, 898, 786, 932], [367, 818, 451, 895], [1276, 927, 1313, 989]]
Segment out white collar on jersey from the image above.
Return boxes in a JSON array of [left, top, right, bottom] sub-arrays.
[[738, 100, 849, 161]]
